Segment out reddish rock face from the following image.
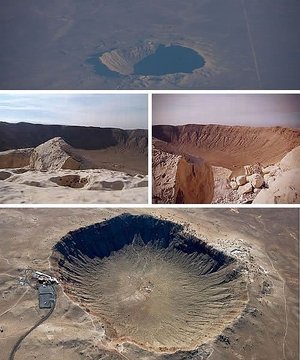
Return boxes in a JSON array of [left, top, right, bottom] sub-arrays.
[[153, 124, 300, 170], [175, 155, 214, 204]]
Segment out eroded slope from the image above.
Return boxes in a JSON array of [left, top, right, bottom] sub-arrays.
[[153, 124, 300, 169]]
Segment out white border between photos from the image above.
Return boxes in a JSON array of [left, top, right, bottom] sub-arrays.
[[0, 89, 299, 208]]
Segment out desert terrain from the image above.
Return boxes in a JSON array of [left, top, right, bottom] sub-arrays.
[[153, 124, 300, 204], [1, 1, 299, 89], [0, 208, 298, 360], [0, 122, 148, 204]]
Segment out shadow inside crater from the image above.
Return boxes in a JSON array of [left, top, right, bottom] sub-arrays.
[[52, 213, 231, 269], [134, 45, 205, 76]]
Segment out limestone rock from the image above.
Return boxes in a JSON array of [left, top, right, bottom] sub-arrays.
[[230, 181, 238, 190], [268, 176, 275, 185], [29, 137, 92, 171], [250, 173, 264, 188], [279, 145, 300, 171], [262, 165, 278, 175], [263, 173, 270, 183], [238, 182, 252, 195], [236, 175, 247, 186], [253, 169, 300, 204]]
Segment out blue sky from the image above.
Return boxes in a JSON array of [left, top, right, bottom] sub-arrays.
[[153, 95, 300, 128], [0, 94, 148, 129]]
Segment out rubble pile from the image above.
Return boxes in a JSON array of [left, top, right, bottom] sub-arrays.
[[228, 163, 281, 203]]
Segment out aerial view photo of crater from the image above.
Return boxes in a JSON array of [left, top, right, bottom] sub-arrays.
[[0, 94, 148, 204], [0, 0, 299, 89], [152, 94, 300, 204], [0, 208, 298, 359]]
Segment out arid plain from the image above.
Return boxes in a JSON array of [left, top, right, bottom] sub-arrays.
[[1, 1, 299, 89], [0, 208, 298, 360]]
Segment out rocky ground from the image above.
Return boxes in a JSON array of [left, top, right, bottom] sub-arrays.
[[153, 145, 300, 204], [0, 137, 148, 204], [216, 146, 300, 204], [152, 125, 300, 204]]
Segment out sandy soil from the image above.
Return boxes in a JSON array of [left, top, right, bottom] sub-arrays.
[[0, 209, 298, 360]]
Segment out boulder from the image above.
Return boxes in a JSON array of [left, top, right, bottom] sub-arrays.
[[263, 173, 276, 186], [262, 165, 278, 175], [238, 183, 252, 195], [230, 181, 238, 190], [236, 175, 247, 186], [253, 169, 300, 204], [279, 146, 300, 171], [250, 173, 264, 188]]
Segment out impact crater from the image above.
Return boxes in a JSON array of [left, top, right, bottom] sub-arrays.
[[88, 43, 205, 77], [50, 214, 248, 353]]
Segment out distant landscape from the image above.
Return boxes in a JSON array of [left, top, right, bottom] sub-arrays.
[[1, 0, 299, 89]]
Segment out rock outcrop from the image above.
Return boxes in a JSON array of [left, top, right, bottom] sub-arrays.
[[152, 147, 180, 204], [29, 137, 92, 171], [175, 155, 214, 204]]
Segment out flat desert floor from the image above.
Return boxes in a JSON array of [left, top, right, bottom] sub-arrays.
[[0, 208, 298, 359]]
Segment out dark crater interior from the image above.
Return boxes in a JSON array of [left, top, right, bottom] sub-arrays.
[[51, 214, 247, 353], [87, 44, 205, 77], [133, 45, 205, 76]]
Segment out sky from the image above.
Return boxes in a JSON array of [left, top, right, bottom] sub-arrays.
[[0, 94, 148, 129], [153, 95, 300, 128]]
